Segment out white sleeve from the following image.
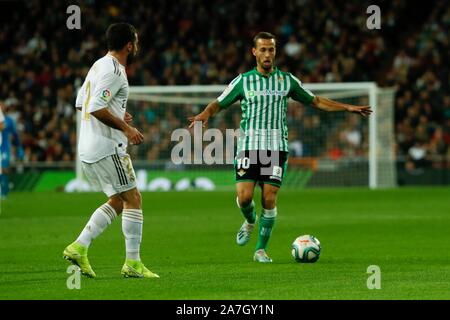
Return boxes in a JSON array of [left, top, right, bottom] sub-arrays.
[[88, 72, 123, 113], [0, 109, 4, 123], [75, 83, 85, 110]]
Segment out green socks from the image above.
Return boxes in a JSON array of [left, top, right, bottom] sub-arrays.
[[255, 207, 277, 251], [239, 199, 256, 224], [237, 198, 278, 250]]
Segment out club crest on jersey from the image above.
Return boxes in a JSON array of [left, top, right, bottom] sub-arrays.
[[100, 89, 111, 101]]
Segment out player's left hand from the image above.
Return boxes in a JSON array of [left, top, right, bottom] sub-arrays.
[[347, 106, 373, 117], [124, 112, 133, 124], [188, 113, 209, 129]]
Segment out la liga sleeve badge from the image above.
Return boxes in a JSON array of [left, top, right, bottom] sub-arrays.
[[100, 89, 111, 101]]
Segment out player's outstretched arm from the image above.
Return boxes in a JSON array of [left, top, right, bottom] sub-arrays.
[[312, 96, 373, 117], [91, 108, 144, 145], [188, 99, 221, 128]]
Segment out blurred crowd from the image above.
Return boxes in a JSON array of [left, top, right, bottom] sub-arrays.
[[0, 0, 448, 169], [385, 2, 450, 170]]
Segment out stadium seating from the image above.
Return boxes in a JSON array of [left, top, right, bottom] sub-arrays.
[[0, 0, 448, 174]]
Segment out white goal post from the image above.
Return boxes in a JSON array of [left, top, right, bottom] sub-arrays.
[[74, 82, 396, 190]]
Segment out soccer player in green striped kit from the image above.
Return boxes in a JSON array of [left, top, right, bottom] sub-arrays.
[[189, 32, 372, 262]]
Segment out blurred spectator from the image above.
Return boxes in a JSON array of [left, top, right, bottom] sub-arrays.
[[288, 130, 303, 157], [284, 35, 302, 58], [407, 142, 430, 171]]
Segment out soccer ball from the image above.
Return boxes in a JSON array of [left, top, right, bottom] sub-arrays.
[[291, 235, 321, 263]]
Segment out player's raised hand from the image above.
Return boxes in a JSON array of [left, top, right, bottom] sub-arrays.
[[124, 126, 144, 145], [124, 112, 133, 124], [347, 105, 373, 117], [188, 112, 210, 129]]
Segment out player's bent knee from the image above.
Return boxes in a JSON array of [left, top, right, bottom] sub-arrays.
[[135, 191, 142, 207], [108, 197, 123, 214], [121, 188, 142, 209], [107, 194, 123, 213], [124, 193, 141, 208], [237, 192, 253, 207]]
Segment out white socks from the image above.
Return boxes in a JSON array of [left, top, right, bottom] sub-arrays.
[[122, 209, 144, 261], [76, 204, 144, 261], [77, 203, 117, 247], [262, 207, 277, 218]]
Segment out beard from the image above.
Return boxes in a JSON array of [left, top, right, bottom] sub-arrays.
[[127, 51, 137, 65]]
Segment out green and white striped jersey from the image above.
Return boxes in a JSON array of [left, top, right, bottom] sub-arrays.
[[217, 67, 315, 152]]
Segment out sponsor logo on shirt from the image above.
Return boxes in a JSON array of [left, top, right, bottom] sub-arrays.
[[247, 89, 287, 98]]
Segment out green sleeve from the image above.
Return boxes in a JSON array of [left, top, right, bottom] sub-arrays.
[[289, 73, 315, 105], [217, 74, 243, 109]]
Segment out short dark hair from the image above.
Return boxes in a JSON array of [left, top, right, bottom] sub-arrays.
[[253, 32, 276, 47], [106, 23, 137, 51]]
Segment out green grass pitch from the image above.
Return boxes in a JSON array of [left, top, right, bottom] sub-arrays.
[[0, 187, 449, 299]]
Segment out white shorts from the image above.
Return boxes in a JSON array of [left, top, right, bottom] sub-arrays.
[[82, 153, 137, 197]]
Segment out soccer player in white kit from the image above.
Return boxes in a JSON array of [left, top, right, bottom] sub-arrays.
[[63, 23, 158, 278]]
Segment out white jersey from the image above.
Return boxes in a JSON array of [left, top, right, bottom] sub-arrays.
[[77, 54, 129, 163]]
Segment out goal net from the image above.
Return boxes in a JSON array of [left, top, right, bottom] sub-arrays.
[[73, 83, 396, 191]]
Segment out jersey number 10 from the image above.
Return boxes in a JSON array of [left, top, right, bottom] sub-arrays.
[[236, 157, 250, 170]]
